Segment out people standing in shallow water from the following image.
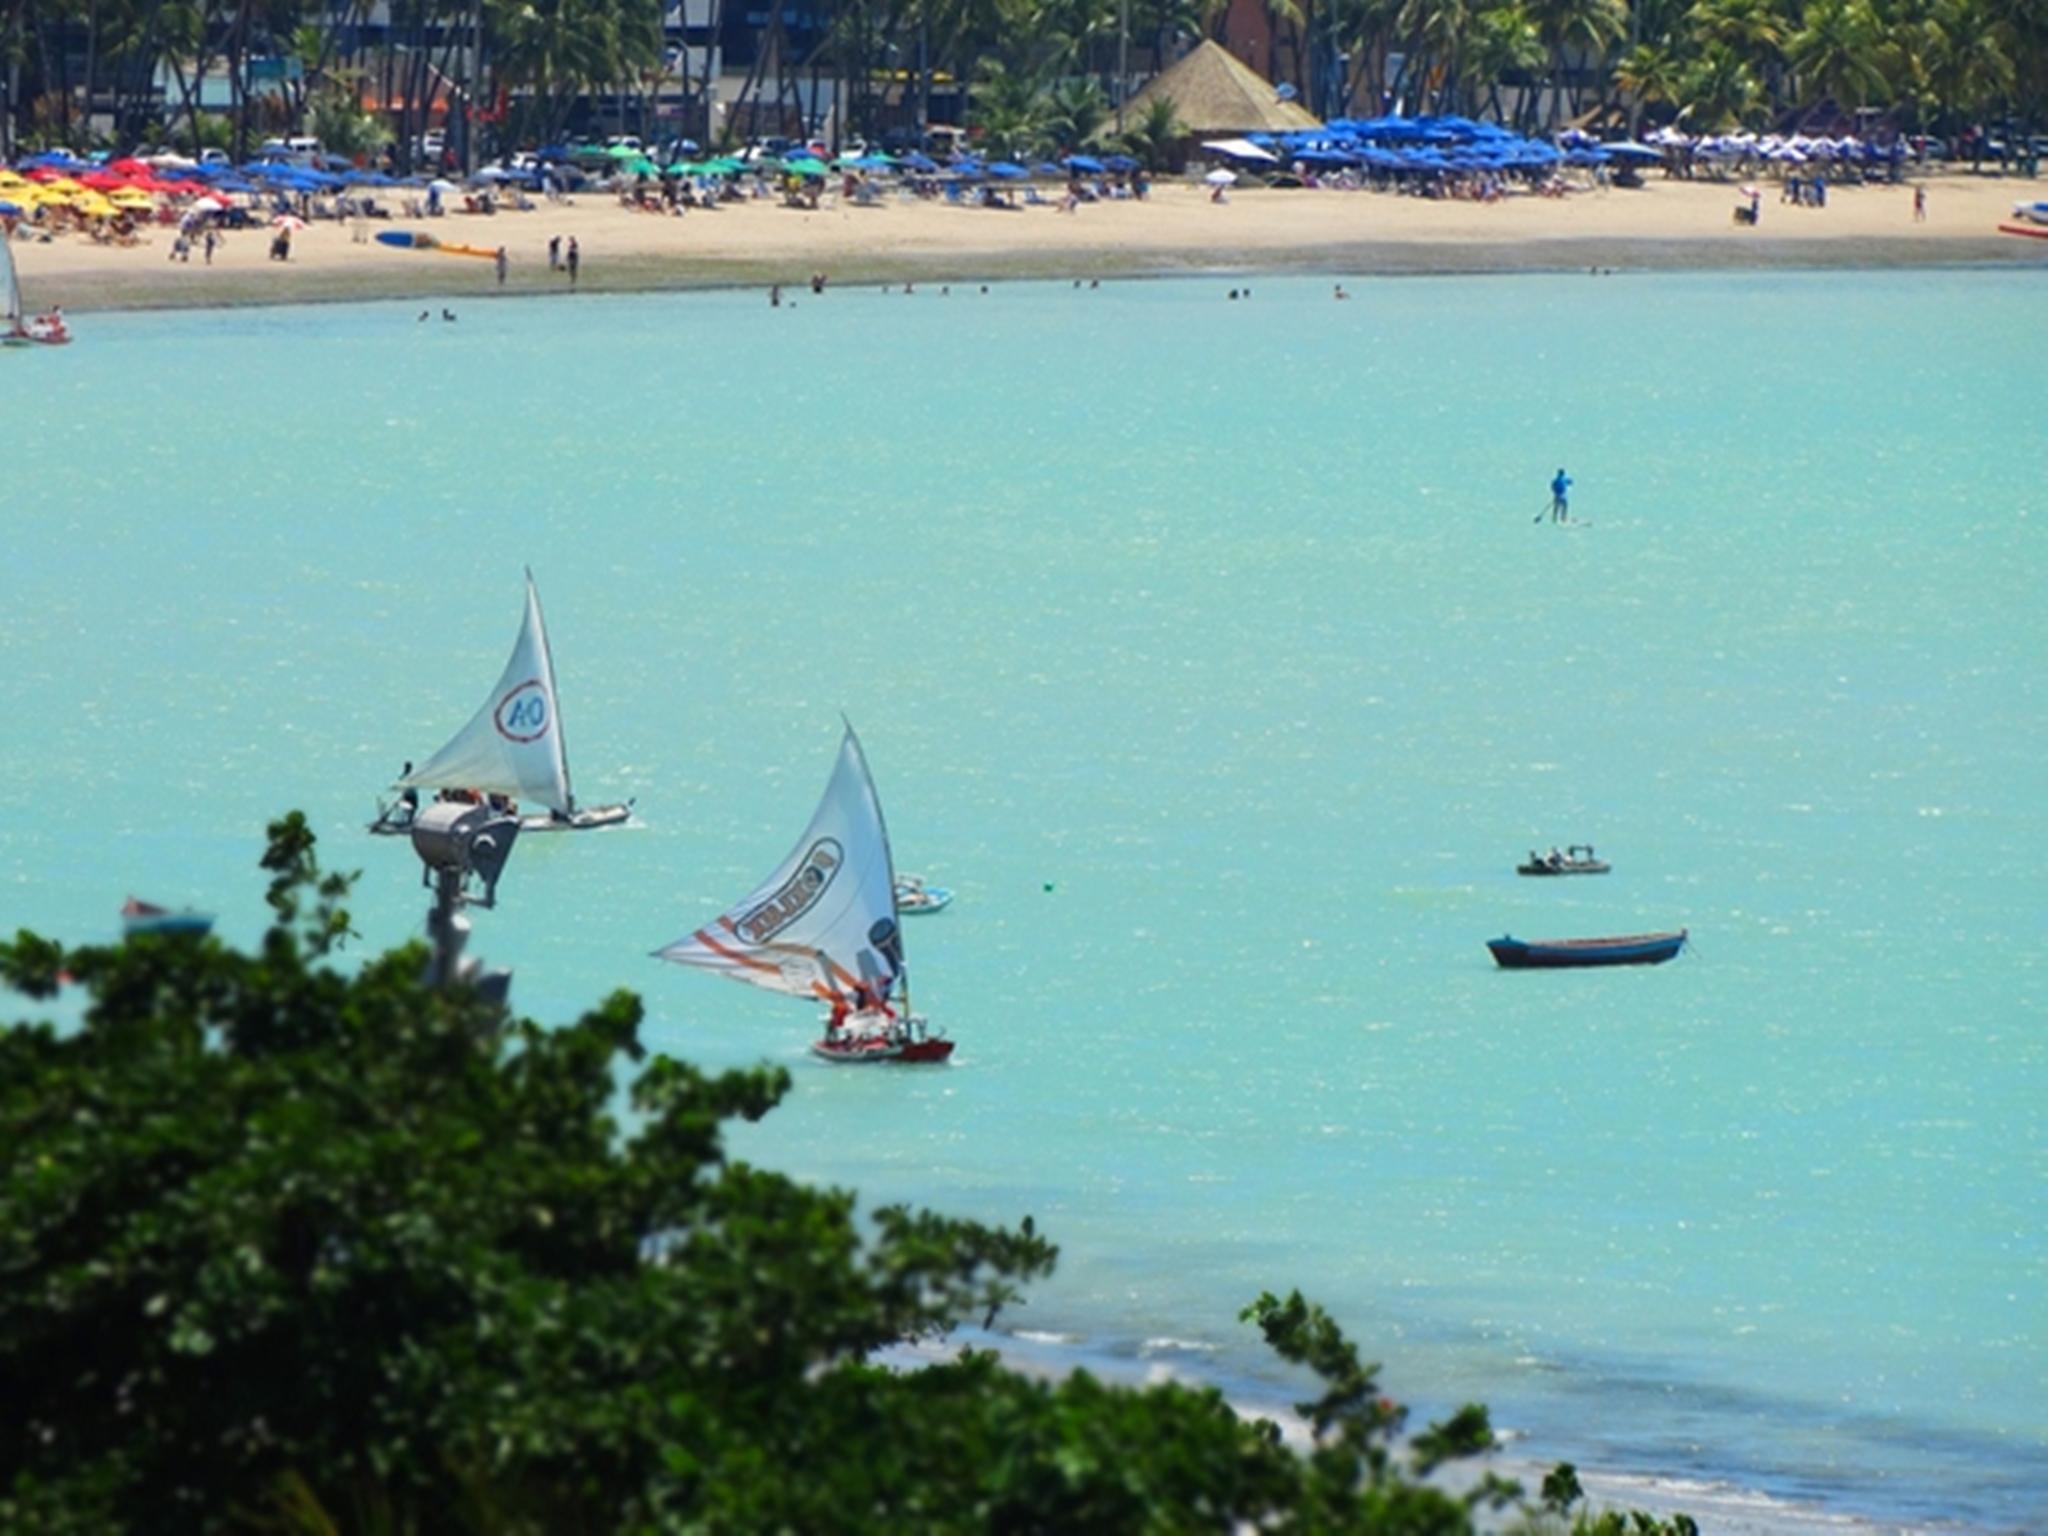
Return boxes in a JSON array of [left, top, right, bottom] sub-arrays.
[[1550, 467, 1572, 522]]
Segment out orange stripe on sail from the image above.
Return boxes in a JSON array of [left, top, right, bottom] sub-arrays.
[[693, 926, 780, 975]]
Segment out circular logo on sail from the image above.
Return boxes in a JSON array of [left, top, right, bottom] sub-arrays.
[[494, 679, 550, 743]]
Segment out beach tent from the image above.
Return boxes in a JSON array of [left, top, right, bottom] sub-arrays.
[[1124, 39, 1320, 138]]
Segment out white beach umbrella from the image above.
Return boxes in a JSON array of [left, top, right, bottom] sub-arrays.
[[1204, 167, 1239, 185], [1199, 138, 1278, 164]]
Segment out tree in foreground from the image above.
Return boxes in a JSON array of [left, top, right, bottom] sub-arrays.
[[0, 815, 1693, 1534]]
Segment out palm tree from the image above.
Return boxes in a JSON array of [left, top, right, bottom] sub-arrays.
[[1462, 2, 1543, 119], [1527, 0, 1624, 125], [1613, 38, 1685, 132], [1786, 0, 1885, 118], [1675, 39, 1762, 126], [1115, 88, 1180, 166]]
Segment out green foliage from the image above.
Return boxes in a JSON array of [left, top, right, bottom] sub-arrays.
[[309, 90, 391, 160], [0, 819, 1698, 1535], [1117, 91, 1186, 171]]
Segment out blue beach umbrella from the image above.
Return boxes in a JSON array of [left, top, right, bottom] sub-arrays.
[[1101, 154, 1139, 172], [1601, 141, 1664, 161], [899, 152, 939, 171], [1065, 154, 1107, 173], [986, 161, 1029, 179]]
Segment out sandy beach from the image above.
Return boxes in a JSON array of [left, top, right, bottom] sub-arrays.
[[13, 170, 2043, 312]]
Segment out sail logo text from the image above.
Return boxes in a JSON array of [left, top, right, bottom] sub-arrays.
[[494, 679, 551, 743], [738, 839, 842, 943]]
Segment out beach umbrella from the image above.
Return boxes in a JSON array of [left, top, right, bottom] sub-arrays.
[[1102, 154, 1139, 172], [899, 151, 940, 172], [270, 213, 308, 231], [1601, 141, 1663, 161], [1199, 137, 1278, 163], [426, 178, 458, 194], [1204, 167, 1238, 185], [783, 157, 829, 176], [986, 161, 1028, 179], [0, 200, 20, 216], [1065, 154, 1107, 173]]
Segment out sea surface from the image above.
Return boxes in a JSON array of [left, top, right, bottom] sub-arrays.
[[2, 271, 2042, 1533]]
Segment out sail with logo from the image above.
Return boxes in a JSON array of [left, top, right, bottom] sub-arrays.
[[369, 570, 633, 835], [655, 725, 952, 1064]]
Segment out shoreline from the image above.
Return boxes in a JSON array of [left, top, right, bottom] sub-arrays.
[[12, 175, 2042, 314], [883, 1329, 1960, 1536]]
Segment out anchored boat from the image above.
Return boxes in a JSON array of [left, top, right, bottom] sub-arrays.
[[655, 725, 952, 1065], [369, 570, 632, 836], [1517, 844, 1610, 876], [120, 897, 214, 937], [1487, 930, 1686, 969]]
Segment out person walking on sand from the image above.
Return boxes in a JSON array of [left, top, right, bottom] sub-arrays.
[[1913, 185, 1927, 221], [566, 237, 579, 285], [548, 234, 561, 270], [494, 246, 507, 286], [1549, 467, 1573, 523]]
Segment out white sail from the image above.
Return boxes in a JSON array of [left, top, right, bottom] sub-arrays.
[[655, 726, 904, 1005], [398, 571, 574, 813], [1, 239, 23, 334]]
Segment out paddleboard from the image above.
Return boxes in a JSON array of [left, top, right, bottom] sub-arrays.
[[375, 229, 438, 250], [435, 242, 500, 260], [1996, 223, 2048, 241]]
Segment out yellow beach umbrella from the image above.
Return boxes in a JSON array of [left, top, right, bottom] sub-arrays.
[[108, 188, 153, 208], [43, 177, 86, 195], [74, 193, 116, 218]]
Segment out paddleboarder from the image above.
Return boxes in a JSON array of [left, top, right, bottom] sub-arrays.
[[1549, 467, 1572, 522]]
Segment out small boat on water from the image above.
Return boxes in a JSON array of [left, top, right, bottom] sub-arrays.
[[120, 897, 214, 937], [1517, 844, 1610, 876], [2, 238, 69, 347], [369, 570, 633, 836], [1488, 930, 1686, 968], [894, 873, 953, 914], [655, 724, 953, 1065]]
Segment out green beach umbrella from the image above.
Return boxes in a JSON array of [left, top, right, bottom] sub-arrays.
[[667, 160, 706, 176], [702, 156, 744, 174], [784, 157, 828, 177]]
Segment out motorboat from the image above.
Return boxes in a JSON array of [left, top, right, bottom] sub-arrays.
[[656, 724, 954, 1065], [120, 897, 214, 937], [894, 873, 953, 914], [1487, 930, 1686, 968], [369, 569, 633, 835], [1516, 844, 1611, 876]]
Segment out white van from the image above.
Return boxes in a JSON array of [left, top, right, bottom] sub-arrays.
[[258, 135, 323, 166]]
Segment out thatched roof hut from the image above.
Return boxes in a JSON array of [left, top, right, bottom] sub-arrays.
[[1124, 40, 1320, 137]]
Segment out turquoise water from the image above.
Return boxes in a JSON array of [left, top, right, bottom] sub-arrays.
[[3, 272, 2042, 1531]]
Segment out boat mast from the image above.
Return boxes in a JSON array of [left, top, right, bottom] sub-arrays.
[[843, 718, 906, 1013], [526, 567, 574, 814]]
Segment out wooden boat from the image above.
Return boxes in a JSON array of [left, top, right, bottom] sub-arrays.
[[2, 237, 69, 346], [657, 725, 954, 1065], [1517, 844, 1610, 876], [1487, 929, 1686, 969], [120, 897, 214, 937], [370, 570, 632, 836]]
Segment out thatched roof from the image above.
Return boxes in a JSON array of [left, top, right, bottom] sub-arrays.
[[1125, 40, 1321, 136]]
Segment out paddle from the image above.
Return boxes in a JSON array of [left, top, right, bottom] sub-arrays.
[[1533, 501, 1553, 524]]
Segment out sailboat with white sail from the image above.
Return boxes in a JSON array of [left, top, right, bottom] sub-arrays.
[[1, 237, 69, 347], [369, 570, 633, 835], [654, 725, 952, 1064]]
